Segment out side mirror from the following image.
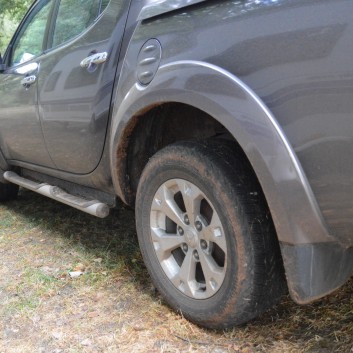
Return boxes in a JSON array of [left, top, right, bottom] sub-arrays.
[[0, 54, 6, 72]]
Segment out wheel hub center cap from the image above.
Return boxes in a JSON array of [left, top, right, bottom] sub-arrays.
[[184, 228, 198, 248]]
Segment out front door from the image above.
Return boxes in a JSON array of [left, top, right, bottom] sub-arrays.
[[0, 0, 55, 167], [38, 0, 130, 174]]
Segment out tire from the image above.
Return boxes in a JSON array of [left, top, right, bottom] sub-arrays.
[[136, 140, 285, 328], [0, 181, 19, 202]]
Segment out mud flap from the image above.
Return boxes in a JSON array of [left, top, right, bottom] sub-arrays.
[[281, 242, 353, 303]]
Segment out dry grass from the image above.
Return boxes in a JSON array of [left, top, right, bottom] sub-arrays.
[[0, 190, 352, 353]]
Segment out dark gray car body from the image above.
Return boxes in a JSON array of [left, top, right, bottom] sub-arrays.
[[0, 0, 352, 305]]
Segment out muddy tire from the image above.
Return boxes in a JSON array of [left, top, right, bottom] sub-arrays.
[[136, 140, 285, 329], [0, 181, 19, 202]]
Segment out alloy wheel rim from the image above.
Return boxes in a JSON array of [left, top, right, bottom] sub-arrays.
[[150, 178, 227, 299]]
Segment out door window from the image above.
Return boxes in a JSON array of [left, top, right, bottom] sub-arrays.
[[52, 0, 109, 48], [11, 0, 52, 66]]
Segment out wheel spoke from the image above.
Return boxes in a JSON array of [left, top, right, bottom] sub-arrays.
[[171, 250, 196, 297], [176, 180, 202, 224], [202, 212, 227, 253], [152, 184, 184, 227], [151, 228, 184, 261], [198, 250, 225, 295]]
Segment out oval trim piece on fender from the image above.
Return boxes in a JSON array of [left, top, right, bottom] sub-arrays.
[[137, 39, 162, 85]]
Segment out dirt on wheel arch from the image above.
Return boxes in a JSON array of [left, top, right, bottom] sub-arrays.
[[0, 189, 352, 353]]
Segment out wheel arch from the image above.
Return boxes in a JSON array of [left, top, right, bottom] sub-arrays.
[[111, 60, 332, 246]]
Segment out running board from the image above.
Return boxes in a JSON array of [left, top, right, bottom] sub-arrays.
[[3, 171, 110, 218]]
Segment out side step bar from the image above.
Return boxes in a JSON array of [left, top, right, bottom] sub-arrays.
[[3, 171, 110, 218]]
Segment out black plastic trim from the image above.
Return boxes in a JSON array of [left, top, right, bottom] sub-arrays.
[[281, 242, 353, 304]]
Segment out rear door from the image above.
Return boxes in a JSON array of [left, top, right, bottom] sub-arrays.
[[38, 0, 131, 173], [0, 0, 55, 167]]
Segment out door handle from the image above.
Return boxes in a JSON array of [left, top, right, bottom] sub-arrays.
[[15, 62, 39, 75], [80, 52, 108, 69], [21, 75, 37, 88]]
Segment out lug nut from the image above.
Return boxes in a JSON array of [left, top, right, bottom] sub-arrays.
[[184, 214, 190, 225], [200, 240, 208, 250], [193, 250, 199, 261], [178, 227, 184, 235], [195, 221, 202, 231], [182, 243, 188, 252]]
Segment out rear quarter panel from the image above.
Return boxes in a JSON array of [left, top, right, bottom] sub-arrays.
[[125, 0, 353, 247]]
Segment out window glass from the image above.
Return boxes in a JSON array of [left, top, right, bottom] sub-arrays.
[[52, 0, 103, 48], [11, 0, 52, 66]]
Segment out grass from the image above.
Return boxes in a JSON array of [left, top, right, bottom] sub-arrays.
[[0, 189, 352, 353]]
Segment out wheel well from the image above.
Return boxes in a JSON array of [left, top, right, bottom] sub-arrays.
[[117, 102, 232, 205]]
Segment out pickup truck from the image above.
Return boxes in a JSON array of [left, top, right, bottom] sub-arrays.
[[0, 0, 352, 329]]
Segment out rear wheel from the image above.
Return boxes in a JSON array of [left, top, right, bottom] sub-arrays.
[[136, 140, 285, 328], [0, 181, 19, 202]]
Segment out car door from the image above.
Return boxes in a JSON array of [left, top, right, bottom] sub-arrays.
[[37, 0, 130, 174], [0, 0, 56, 167]]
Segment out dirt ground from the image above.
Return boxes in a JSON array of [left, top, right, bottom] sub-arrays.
[[0, 190, 352, 353]]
